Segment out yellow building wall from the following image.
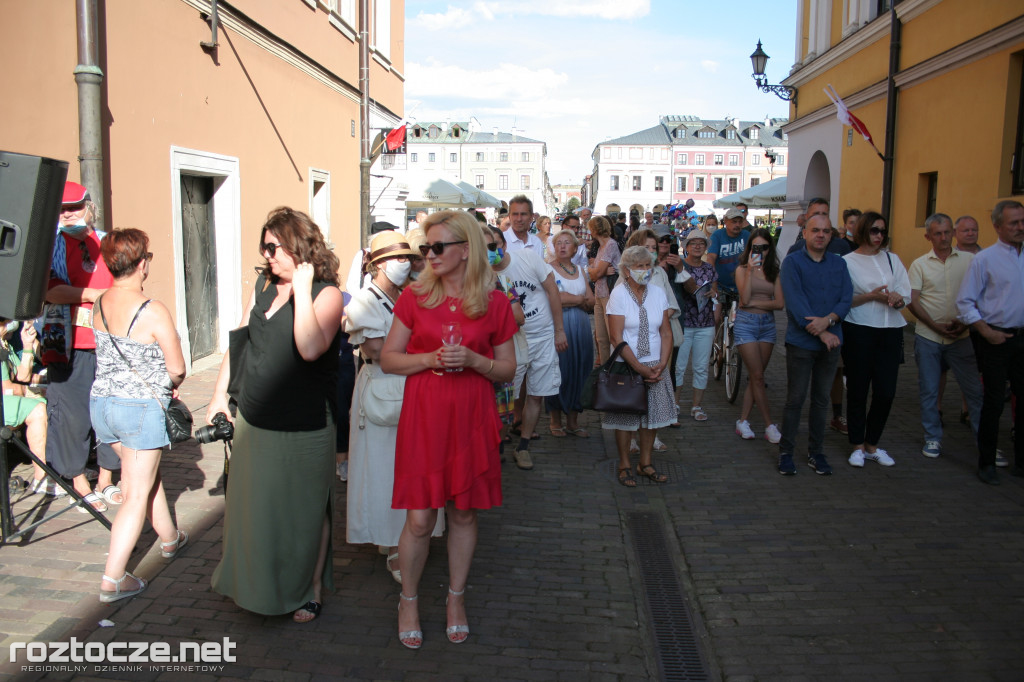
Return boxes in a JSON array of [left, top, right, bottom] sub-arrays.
[[900, 0, 1024, 69], [793, 38, 890, 117]]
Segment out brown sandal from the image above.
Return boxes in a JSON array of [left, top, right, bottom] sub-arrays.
[[617, 467, 637, 487], [636, 464, 667, 483]]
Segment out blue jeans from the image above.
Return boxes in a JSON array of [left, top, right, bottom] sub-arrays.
[[914, 335, 982, 443], [675, 326, 714, 390], [780, 344, 841, 456]]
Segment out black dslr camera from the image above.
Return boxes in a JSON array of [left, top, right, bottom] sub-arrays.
[[195, 412, 234, 444]]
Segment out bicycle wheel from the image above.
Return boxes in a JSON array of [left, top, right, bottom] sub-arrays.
[[711, 322, 724, 380], [724, 339, 742, 403]]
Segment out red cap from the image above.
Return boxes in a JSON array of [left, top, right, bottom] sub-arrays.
[[62, 181, 90, 205]]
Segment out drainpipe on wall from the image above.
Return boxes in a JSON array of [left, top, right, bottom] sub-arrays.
[[880, 7, 901, 225], [358, 0, 371, 249], [75, 0, 105, 230]]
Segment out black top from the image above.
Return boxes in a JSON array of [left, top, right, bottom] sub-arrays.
[[237, 276, 341, 431]]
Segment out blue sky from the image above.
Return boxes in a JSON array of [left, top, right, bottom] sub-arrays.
[[404, 0, 798, 184]]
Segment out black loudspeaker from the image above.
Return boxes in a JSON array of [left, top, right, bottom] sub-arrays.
[[0, 151, 69, 320]]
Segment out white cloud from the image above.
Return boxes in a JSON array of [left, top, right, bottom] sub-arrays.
[[411, 0, 649, 30], [700, 59, 719, 73], [406, 60, 569, 102]]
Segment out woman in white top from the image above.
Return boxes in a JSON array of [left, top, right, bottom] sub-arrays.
[[842, 212, 911, 468], [603, 246, 675, 487]]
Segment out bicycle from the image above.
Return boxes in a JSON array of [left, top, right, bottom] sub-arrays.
[[709, 291, 743, 403]]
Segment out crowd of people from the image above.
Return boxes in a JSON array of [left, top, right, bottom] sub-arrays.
[[5, 179, 1020, 647]]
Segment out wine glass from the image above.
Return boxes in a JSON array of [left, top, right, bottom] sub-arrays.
[[441, 322, 463, 372]]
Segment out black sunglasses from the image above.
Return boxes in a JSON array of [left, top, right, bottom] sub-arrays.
[[486, 242, 499, 252], [261, 241, 284, 257], [751, 244, 769, 253], [869, 227, 888, 237], [658, 236, 673, 243], [419, 240, 467, 257]]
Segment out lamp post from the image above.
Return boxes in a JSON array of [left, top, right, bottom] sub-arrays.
[[750, 40, 797, 103]]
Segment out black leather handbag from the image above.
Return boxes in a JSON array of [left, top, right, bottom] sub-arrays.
[[582, 342, 648, 414]]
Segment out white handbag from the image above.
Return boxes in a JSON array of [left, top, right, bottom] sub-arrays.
[[358, 364, 405, 427]]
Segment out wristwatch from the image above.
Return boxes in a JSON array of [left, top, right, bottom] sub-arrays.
[[828, 314, 837, 328]]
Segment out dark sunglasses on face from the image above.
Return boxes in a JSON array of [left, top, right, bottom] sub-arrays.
[[486, 242, 499, 252], [869, 227, 888, 237], [658, 236, 673, 244], [418, 240, 467, 257], [751, 244, 769, 254], [261, 242, 283, 257]]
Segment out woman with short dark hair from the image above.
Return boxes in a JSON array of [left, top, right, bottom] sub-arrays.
[[90, 228, 187, 602]]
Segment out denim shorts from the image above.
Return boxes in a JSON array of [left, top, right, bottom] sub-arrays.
[[90, 396, 170, 451], [733, 310, 776, 345]]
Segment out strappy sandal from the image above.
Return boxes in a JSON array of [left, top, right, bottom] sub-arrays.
[[99, 572, 147, 603], [549, 426, 567, 437], [95, 484, 123, 505], [160, 529, 188, 558], [567, 427, 589, 438], [70, 492, 107, 514], [617, 467, 637, 487], [445, 586, 469, 644], [691, 406, 708, 422], [293, 600, 322, 623], [386, 553, 402, 584], [398, 593, 422, 649], [636, 464, 668, 483]]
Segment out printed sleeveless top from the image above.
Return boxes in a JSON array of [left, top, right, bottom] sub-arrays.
[[91, 299, 172, 400]]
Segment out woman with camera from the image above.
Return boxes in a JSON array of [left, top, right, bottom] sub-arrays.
[[345, 231, 444, 582], [733, 229, 785, 443], [88, 228, 187, 602], [381, 211, 517, 648], [208, 208, 343, 623]]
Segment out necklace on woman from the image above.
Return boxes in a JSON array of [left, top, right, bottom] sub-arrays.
[[446, 296, 458, 312], [558, 261, 577, 277]]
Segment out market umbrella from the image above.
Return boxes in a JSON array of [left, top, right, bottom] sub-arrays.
[[713, 176, 788, 209], [455, 181, 503, 208], [405, 178, 478, 208]]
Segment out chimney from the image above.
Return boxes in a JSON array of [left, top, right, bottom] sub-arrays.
[[764, 114, 771, 126], [492, 127, 498, 137], [731, 117, 739, 129]]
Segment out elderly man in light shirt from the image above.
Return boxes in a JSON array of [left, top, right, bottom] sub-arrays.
[[956, 199, 1024, 485], [907, 213, 983, 460], [503, 195, 544, 252]]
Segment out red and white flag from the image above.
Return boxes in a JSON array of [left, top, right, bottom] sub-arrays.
[[384, 122, 407, 151], [824, 84, 873, 144]]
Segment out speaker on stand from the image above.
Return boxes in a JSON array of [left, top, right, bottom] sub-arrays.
[[0, 151, 112, 544]]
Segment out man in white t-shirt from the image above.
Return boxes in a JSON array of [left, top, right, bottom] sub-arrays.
[[493, 236, 568, 470], [504, 195, 544, 253]]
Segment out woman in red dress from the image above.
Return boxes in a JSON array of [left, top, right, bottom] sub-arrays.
[[380, 211, 517, 649]]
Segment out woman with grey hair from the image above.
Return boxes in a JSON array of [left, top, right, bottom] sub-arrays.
[[603, 245, 675, 487]]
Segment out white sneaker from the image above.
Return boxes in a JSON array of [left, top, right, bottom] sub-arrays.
[[849, 449, 865, 467], [337, 461, 348, 481], [764, 424, 782, 444], [995, 450, 1009, 468], [629, 439, 639, 454], [653, 437, 667, 452], [735, 420, 755, 440], [865, 448, 895, 466]]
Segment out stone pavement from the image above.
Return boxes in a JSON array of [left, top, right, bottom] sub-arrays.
[[1, 325, 1023, 681]]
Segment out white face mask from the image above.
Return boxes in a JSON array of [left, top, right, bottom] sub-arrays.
[[2, 320, 19, 335], [383, 259, 412, 286], [629, 268, 652, 285]]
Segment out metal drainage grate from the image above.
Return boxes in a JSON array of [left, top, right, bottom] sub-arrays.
[[606, 459, 683, 486], [628, 511, 710, 681]]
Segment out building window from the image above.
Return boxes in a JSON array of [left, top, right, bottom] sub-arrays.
[[1014, 60, 1024, 194], [332, 0, 356, 29], [603, 147, 611, 159], [695, 154, 705, 165], [475, 174, 484, 188], [728, 177, 738, 192], [714, 154, 723, 165], [726, 130, 736, 140], [676, 176, 687, 192], [609, 175, 619, 191], [713, 177, 724, 192], [654, 176, 664, 192], [749, 127, 759, 140], [729, 154, 738, 166], [373, 0, 391, 59], [695, 177, 706, 192], [699, 130, 715, 139], [919, 172, 938, 226], [676, 153, 686, 164], [750, 177, 760, 187], [632, 176, 642, 191], [428, 153, 435, 162], [499, 175, 509, 190], [410, 153, 418, 162], [751, 155, 760, 165], [449, 153, 457, 163], [776, 154, 785, 166], [500, 152, 508, 162], [475, 152, 485, 162], [521, 175, 530, 190], [521, 152, 529, 162]]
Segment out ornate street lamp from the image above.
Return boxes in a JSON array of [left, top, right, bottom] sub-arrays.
[[750, 40, 797, 103]]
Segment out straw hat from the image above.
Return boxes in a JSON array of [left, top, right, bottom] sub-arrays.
[[367, 231, 417, 265]]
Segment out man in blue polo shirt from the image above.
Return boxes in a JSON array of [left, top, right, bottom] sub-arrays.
[[778, 214, 853, 476]]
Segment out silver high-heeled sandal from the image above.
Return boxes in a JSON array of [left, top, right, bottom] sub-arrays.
[[99, 572, 147, 603], [398, 593, 422, 649], [445, 586, 469, 644]]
